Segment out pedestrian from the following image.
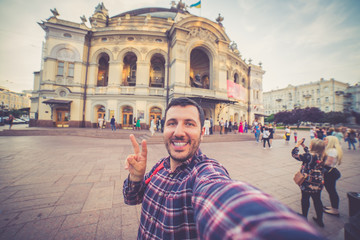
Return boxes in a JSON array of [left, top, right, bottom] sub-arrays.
[[244, 120, 248, 133], [285, 126, 291, 143], [133, 117, 137, 130], [228, 120, 232, 133], [238, 120, 243, 133], [204, 118, 210, 135], [161, 117, 165, 133], [310, 127, 315, 139], [150, 117, 155, 136], [157, 117, 161, 132], [8, 114, 14, 130], [98, 116, 104, 129], [209, 117, 213, 135], [323, 136, 343, 216], [110, 116, 116, 131], [268, 123, 274, 146], [262, 125, 271, 149], [123, 97, 324, 240], [233, 121, 238, 134], [219, 118, 224, 134], [136, 118, 141, 130], [224, 120, 228, 134], [294, 130, 298, 143], [345, 129, 357, 150], [331, 128, 343, 142], [254, 124, 260, 143], [291, 138, 326, 227]]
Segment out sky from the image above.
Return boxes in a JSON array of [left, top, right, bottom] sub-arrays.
[[0, 0, 359, 93]]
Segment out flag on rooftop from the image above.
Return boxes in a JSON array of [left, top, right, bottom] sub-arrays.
[[190, 0, 201, 8]]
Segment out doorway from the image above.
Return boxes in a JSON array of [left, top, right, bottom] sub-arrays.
[[56, 109, 70, 127], [122, 106, 133, 129]]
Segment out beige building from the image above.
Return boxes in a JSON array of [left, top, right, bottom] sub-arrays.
[[0, 87, 31, 110], [30, 2, 265, 128], [263, 78, 349, 115]]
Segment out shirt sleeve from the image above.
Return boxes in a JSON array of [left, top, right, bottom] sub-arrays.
[[123, 161, 162, 205], [191, 161, 324, 240]]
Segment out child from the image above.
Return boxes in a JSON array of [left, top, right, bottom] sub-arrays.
[[294, 130, 298, 143]]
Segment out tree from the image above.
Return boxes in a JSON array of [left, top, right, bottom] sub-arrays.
[[274, 111, 292, 125], [303, 107, 324, 123], [265, 114, 274, 123]]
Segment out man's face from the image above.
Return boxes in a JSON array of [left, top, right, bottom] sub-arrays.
[[164, 105, 204, 163]]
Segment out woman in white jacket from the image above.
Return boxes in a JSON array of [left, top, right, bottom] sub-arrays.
[[323, 136, 343, 216]]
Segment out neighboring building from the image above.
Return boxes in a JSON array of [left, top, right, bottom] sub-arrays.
[[0, 86, 31, 110], [344, 82, 360, 113], [30, 2, 265, 128], [263, 78, 349, 115]]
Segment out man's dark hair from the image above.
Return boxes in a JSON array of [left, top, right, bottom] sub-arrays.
[[165, 97, 205, 128]]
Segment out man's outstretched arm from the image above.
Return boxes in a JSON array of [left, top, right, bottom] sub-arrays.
[[192, 162, 325, 240]]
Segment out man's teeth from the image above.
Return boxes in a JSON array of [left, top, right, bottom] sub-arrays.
[[173, 142, 186, 146]]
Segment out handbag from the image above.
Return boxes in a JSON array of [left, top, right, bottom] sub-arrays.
[[294, 171, 307, 186]]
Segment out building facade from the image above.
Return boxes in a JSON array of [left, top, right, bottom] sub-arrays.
[[0, 87, 31, 110], [263, 78, 349, 115], [30, 2, 265, 128], [344, 82, 360, 114]]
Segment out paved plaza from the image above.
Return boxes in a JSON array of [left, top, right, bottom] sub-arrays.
[[0, 126, 359, 239]]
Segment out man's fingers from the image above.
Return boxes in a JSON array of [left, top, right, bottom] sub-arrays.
[[130, 134, 140, 154], [141, 139, 147, 159]]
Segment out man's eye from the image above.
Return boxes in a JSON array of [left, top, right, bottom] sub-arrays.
[[186, 122, 195, 126]]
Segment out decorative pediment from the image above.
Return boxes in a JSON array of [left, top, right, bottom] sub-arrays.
[[186, 28, 217, 42]]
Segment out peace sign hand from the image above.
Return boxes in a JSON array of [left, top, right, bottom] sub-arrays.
[[125, 134, 148, 182]]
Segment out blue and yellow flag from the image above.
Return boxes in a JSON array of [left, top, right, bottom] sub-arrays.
[[190, 0, 201, 8]]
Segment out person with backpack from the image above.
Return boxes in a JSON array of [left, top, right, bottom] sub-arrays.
[[262, 125, 271, 149]]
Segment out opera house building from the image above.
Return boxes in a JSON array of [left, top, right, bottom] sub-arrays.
[[30, 2, 265, 129]]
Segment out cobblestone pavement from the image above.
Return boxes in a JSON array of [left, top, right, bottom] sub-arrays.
[[0, 128, 359, 239]]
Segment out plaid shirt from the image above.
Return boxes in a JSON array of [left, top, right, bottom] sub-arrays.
[[123, 149, 324, 240]]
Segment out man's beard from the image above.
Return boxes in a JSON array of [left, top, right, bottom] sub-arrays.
[[165, 135, 201, 163]]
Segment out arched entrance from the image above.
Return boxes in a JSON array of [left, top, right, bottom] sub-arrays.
[[55, 108, 70, 127], [95, 105, 106, 127], [190, 47, 210, 89], [149, 107, 162, 127], [122, 106, 133, 129]]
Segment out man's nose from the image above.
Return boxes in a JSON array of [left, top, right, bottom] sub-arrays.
[[173, 123, 186, 136]]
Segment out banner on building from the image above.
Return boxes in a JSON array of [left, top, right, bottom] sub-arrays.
[[227, 80, 246, 101]]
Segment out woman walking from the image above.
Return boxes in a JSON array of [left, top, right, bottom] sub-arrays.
[[292, 138, 326, 227], [323, 136, 343, 216]]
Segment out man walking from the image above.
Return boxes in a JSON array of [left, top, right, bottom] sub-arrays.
[[110, 116, 116, 131], [123, 97, 324, 240], [209, 116, 213, 135]]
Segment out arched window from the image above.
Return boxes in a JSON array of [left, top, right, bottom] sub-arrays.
[[234, 73, 239, 84], [123, 53, 137, 86], [150, 54, 165, 88], [190, 48, 210, 89], [97, 54, 109, 86]]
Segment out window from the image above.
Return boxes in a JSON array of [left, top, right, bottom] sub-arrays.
[[325, 97, 329, 102], [57, 62, 64, 76], [68, 63, 74, 77]]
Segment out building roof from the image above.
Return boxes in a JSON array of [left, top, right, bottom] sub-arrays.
[[112, 7, 183, 20]]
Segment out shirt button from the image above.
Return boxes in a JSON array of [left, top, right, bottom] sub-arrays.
[[159, 192, 163, 196], [169, 174, 173, 177], [149, 217, 153, 222]]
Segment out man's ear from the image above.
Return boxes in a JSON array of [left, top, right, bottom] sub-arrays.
[[200, 126, 205, 140]]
